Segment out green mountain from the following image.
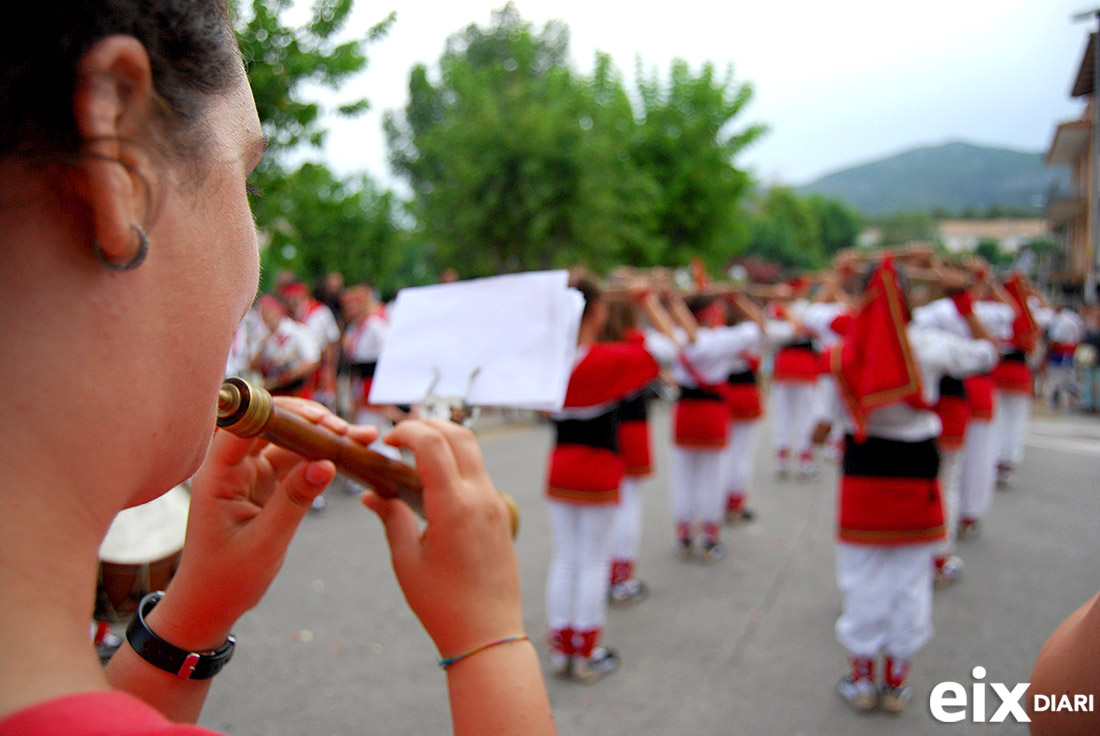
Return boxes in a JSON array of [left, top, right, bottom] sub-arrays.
[[795, 141, 1071, 217]]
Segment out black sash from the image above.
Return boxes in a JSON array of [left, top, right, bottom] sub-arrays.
[[938, 376, 966, 399], [349, 361, 378, 380], [727, 370, 757, 386], [843, 434, 939, 480], [679, 385, 724, 402], [555, 409, 620, 453], [619, 393, 649, 423]]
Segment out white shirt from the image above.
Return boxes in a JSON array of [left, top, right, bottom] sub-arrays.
[[911, 298, 1014, 342], [822, 325, 998, 442], [671, 322, 764, 386], [256, 317, 321, 377], [344, 313, 388, 363], [802, 301, 849, 350], [301, 300, 341, 347], [1048, 309, 1085, 344]]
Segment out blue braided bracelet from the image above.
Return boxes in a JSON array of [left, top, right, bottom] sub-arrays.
[[438, 634, 530, 670]]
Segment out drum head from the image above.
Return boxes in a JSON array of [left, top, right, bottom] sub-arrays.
[[98, 485, 190, 564]]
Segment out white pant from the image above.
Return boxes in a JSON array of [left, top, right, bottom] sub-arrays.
[[935, 449, 962, 557], [836, 543, 935, 660], [812, 375, 837, 425], [723, 420, 758, 496], [994, 392, 1030, 467], [546, 501, 617, 631], [1045, 363, 1077, 409], [669, 446, 724, 529], [959, 418, 996, 520], [354, 407, 401, 460], [771, 381, 816, 456], [611, 477, 644, 561]]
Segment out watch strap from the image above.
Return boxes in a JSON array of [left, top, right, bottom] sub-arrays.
[[125, 592, 235, 680]]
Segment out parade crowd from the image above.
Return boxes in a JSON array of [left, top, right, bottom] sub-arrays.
[[228, 247, 1100, 716]]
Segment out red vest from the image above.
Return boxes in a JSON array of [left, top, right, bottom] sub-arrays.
[[773, 340, 818, 383], [838, 435, 945, 546], [992, 351, 1032, 395], [546, 343, 660, 505], [964, 373, 995, 422], [725, 370, 763, 421]]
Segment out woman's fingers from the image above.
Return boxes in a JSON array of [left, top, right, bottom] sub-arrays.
[[361, 490, 422, 571], [418, 419, 490, 482], [248, 459, 334, 542], [383, 420, 463, 497]]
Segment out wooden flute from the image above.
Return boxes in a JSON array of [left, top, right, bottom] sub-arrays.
[[216, 377, 519, 537]]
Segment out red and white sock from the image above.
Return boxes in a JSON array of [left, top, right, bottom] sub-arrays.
[[884, 656, 910, 688], [849, 655, 874, 683]]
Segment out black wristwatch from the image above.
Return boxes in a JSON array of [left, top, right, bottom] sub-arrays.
[[125, 592, 236, 680]]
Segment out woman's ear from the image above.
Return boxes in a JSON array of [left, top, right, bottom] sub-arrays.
[[69, 35, 157, 266]]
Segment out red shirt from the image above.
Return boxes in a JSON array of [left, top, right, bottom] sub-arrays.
[[0, 691, 221, 736]]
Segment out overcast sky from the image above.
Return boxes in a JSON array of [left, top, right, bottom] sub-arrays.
[[299, 0, 1094, 189]]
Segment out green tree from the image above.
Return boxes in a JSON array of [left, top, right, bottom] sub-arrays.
[[974, 238, 1011, 266], [385, 4, 765, 277], [804, 194, 862, 256], [746, 187, 824, 270], [386, 4, 661, 276], [256, 164, 410, 294], [234, 0, 404, 287], [629, 58, 766, 272]]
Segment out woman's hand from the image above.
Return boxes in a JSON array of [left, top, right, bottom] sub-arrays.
[[147, 397, 378, 651], [360, 419, 523, 659]]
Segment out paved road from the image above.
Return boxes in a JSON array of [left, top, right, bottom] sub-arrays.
[[198, 403, 1100, 735]]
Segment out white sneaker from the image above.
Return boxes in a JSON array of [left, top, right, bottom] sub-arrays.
[[934, 555, 963, 587], [880, 683, 913, 713], [609, 579, 649, 607], [548, 651, 571, 678], [798, 459, 818, 479], [700, 540, 726, 562], [837, 675, 877, 712], [573, 646, 619, 683]]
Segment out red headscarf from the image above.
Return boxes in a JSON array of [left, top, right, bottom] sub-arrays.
[[830, 256, 924, 442]]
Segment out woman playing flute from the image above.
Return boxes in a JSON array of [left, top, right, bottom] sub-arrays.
[[0, 4, 554, 735]]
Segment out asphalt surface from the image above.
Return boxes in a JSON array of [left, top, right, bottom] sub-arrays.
[[197, 402, 1100, 735]]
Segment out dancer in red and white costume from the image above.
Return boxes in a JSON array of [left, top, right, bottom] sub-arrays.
[[767, 289, 818, 478], [250, 295, 321, 399], [340, 285, 402, 461], [545, 279, 678, 682], [599, 298, 659, 608], [825, 257, 998, 713], [913, 272, 1013, 539], [668, 291, 764, 560], [280, 281, 341, 410], [1044, 303, 1086, 411], [720, 296, 770, 524], [992, 274, 1041, 488]]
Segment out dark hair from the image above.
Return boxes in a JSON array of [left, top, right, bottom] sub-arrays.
[[685, 294, 714, 318], [1, 2, 240, 163], [573, 277, 602, 322]]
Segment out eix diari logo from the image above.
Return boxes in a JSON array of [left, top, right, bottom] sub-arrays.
[[930, 666, 1095, 723]]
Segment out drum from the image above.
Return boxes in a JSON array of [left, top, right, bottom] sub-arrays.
[[95, 485, 191, 623]]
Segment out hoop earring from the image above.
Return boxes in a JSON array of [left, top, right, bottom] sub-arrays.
[[93, 225, 149, 272]]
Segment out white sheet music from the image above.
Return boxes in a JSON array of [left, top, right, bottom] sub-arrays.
[[368, 270, 583, 411]]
